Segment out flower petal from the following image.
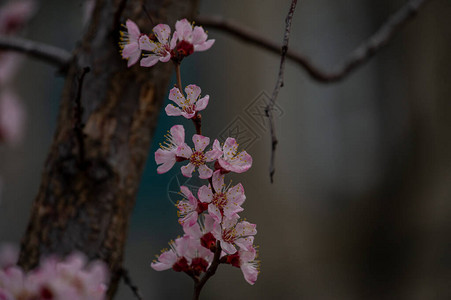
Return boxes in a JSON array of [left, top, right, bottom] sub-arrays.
[[220, 240, 237, 255], [193, 134, 210, 152], [198, 164, 213, 179], [153, 24, 171, 44], [140, 54, 159, 67], [191, 26, 208, 45], [208, 204, 222, 223], [126, 19, 140, 41], [194, 39, 215, 52], [181, 163, 195, 178], [151, 250, 177, 271], [184, 84, 201, 105], [195, 95, 209, 111], [159, 52, 171, 62], [175, 18, 192, 40], [170, 31, 178, 49], [177, 142, 192, 158], [223, 137, 238, 159], [241, 262, 258, 285], [226, 183, 245, 206], [198, 185, 213, 203], [139, 35, 157, 52], [170, 124, 185, 145], [122, 42, 139, 59], [165, 104, 182, 116], [168, 87, 185, 106], [212, 170, 224, 193]]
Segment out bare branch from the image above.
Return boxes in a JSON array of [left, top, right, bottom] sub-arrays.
[[264, 0, 298, 183], [120, 267, 143, 300], [73, 67, 90, 170], [196, 0, 430, 83], [0, 35, 71, 69], [192, 242, 222, 300]]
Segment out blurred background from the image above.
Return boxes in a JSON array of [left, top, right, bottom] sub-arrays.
[[0, 0, 450, 299]]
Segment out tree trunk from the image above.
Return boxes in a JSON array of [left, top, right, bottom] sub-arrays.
[[18, 0, 199, 297]]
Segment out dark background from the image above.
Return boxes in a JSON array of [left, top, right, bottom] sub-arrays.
[[0, 0, 450, 299]]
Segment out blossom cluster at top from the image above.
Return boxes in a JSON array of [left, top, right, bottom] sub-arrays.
[[125, 18, 261, 287], [119, 18, 214, 67], [0, 245, 108, 300]]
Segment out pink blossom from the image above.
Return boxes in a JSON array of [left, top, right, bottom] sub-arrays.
[[0, 90, 26, 146], [139, 24, 177, 67], [0, 53, 22, 84], [155, 124, 185, 174], [165, 85, 209, 119], [171, 19, 215, 61], [223, 246, 260, 285], [176, 186, 207, 226], [151, 236, 213, 275], [182, 215, 219, 252], [182, 214, 215, 239], [215, 138, 252, 173], [212, 215, 257, 255], [119, 19, 142, 67], [198, 170, 245, 222], [0, 252, 108, 300], [0, 244, 18, 269], [177, 135, 221, 179], [0, 0, 36, 35]]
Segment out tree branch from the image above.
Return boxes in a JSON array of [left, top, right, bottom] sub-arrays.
[[120, 267, 143, 300], [196, 0, 430, 83], [264, 0, 298, 183], [0, 35, 71, 70], [192, 242, 222, 300]]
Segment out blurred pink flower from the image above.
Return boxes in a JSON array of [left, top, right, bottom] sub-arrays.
[[0, 0, 36, 35], [0, 252, 108, 300], [0, 90, 26, 146], [0, 243, 18, 269], [0, 53, 23, 84]]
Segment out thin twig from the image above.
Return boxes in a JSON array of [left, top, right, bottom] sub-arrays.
[[264, 0, 298, 183], [73, 67, 90, 169], [192, 242, 222, 300], [0, 35, 71, 70], [174, 62, 183, 91], [120, 267, 143, 300], [196, 0, 430, 83], [141, 4, 155, 26]]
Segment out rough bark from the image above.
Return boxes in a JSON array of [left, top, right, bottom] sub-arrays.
[[18, 0, 199, 297]]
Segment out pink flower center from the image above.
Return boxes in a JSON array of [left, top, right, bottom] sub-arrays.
[[222, 228, 236, 244], [190, 151, 206, 166], [182, 104, 195, 115], [212, 192, 227, 210]]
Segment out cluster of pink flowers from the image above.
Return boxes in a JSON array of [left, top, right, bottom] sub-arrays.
[[0, 245, 108, 300], [119, 18, 214, 67], [119, 18, 259, 288], [0, 0, 36, 146]]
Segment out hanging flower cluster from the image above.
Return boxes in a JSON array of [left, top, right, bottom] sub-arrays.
[[119, 18, 259, 296], [0, 248, 108, 300], [119, 18, 214, 68]]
